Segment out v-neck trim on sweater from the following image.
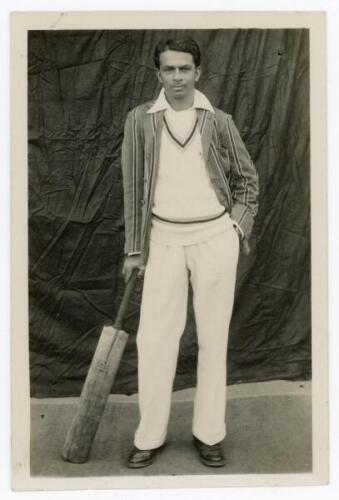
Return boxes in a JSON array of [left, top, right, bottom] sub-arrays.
[[163, 115, 199, 149]]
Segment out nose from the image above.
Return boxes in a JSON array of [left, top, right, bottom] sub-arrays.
[[173, 69, 182, 81]]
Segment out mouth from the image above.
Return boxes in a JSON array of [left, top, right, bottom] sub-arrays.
[[172, 85, 184, 90]]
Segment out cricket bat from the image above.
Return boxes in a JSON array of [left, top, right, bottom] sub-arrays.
[[62, 269, 138, 463]]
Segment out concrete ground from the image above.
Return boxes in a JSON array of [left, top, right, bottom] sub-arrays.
[[30, 380, 312, 477]]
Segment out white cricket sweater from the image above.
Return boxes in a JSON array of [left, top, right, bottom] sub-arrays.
[[152, 106, 224, 220]]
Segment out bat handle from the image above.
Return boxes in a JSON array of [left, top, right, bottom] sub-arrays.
[[114, 268, 139, 330]]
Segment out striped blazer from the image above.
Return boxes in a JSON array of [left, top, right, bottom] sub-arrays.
[[121, 101, 259, 263]]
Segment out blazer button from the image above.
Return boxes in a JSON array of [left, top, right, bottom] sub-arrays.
[[140, 199, 145, 205]]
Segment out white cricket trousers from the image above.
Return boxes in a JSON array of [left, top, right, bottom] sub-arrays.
[[134, 224, 239, 449]]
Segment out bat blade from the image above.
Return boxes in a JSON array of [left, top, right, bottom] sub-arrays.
[[62, 326, 129, 463]]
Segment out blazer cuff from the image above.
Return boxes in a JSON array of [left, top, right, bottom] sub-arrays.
[[124, 239, 141, 255], [230, 203, 255, 241]]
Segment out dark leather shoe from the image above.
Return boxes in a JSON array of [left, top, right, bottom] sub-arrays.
[[193, 436, 226, 467], [127, 444, 164, 469]]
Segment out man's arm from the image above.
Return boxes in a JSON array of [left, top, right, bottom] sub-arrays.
[[121, 108, 145, 255], [222, 114, 259, 250], [121, 108, 145, 280]]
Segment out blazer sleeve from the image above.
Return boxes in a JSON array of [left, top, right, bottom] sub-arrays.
[[222, 114, 259, 242], [121, 108, 145, 255]]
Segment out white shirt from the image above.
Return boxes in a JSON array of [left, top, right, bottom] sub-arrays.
[[147, 88, 215, 115]]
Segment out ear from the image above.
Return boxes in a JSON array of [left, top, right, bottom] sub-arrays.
[[195, 66, 201, 83], [156, 70, 163, 84]]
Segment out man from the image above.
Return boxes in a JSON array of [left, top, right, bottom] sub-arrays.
[[121, 38, 259, 468]]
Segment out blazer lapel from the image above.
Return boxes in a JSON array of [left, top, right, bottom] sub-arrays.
[[154, 110, 165, 171], [197, 109, 215, 162], [142, 110, 165, 240]]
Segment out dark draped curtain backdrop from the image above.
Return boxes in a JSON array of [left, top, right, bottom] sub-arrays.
[[28, 29, 311, 397]]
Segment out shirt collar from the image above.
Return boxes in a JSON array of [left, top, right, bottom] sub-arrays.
[[146, 88, 215, 114]]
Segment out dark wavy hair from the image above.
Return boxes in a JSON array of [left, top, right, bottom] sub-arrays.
[[153, 38, 201, 69]]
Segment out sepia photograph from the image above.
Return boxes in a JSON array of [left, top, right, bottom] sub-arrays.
[[10, 10, 328, 491]]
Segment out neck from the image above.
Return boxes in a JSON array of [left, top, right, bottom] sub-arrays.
[[165, 91, 194, 111]]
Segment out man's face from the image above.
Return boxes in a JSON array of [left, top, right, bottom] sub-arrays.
[[157, 50, 201, 103]]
